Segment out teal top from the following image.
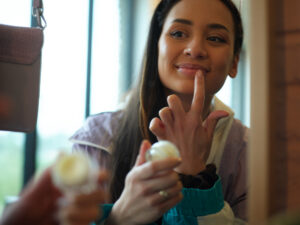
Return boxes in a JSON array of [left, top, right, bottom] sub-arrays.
[[94, 177, 224, 225]]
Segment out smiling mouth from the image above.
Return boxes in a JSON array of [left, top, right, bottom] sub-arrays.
[[175, 64, 209, 76]]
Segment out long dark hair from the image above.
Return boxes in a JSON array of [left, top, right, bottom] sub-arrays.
[[109, 0, 244, 202]]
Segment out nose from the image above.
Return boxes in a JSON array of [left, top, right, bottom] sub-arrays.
[[183, 38, 207, 59]]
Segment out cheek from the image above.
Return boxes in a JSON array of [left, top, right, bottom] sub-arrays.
[[158, 38, 170, 78], [158, 37, 167, 57], [213, 52, 234, 74], [206, 53, 234, 94]]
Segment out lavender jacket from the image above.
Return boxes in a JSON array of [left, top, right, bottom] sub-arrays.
[[70, 109, 248, 223]]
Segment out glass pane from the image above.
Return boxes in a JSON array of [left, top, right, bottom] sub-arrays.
[[216, 78, 232, 107], [0, 132, 24, 214], [0, 0, 31, 26], [90, 0, 121, 114], [131, 0, 153, 80], [36, 0, 88, 172], [0, 0, 31, 214]]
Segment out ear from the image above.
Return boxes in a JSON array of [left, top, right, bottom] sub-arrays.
[[228, 54, 240, 78]]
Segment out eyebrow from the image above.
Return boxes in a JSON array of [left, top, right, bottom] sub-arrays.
[[172, 18, 192, 25], [172, 19, 230, 32], [208, 23, 229, 32]]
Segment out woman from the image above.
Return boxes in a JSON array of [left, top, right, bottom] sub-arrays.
[[70, 0, 247, 224]]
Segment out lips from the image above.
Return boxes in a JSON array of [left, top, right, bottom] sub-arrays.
[[175, 63, 209, 76]]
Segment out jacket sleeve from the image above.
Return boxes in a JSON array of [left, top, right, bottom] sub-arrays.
[[195, 202, 246, 225], [162, 177, 240, 225], [178, 164, 247, 225], [230, 143, 247, 221], [72, 143, 112, 171], [220, 120, 249, 221], [222, 139, 248, 221]]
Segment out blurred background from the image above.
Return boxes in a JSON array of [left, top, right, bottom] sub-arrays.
[[0, 0, 249, 214]]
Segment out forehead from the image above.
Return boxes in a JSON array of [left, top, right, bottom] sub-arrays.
[[164, 0, 234, 33]]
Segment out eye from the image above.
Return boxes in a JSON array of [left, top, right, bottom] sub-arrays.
[[170, 30, 187, 39], [207, 36, 226, 43]]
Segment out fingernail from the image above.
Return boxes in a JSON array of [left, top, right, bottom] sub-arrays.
[[149, 119, 154, 128], [166, 95, 170, 103], [167, 94, 174, 102]]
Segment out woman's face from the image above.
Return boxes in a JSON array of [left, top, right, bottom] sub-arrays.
[[158, 0, 239, 97]]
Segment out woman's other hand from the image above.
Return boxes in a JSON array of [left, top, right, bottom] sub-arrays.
[[150, 70, 229, 175], [108, 140, 182, 225], [0, 168, 62, 225]]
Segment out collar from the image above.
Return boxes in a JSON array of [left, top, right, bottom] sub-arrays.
[[206, 96, 235, 172]]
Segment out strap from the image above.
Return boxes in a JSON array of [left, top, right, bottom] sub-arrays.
[[32, 0, 47, 29], [33, 0, 43, 8]]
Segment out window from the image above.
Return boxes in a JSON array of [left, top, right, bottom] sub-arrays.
[[0, 132, 24, 213], [36, 0, 122, 174], [0, 0, 122, 214], [216, 50, 250, 127], [36, 0, 89, 172], [90, 0, 120, 114]]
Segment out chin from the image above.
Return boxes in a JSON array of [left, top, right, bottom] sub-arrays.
[[172, 87, 194, 96], [176, 83, 195, 94]]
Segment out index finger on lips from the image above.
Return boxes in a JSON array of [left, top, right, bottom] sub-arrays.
[[190, 70, 205, 115], [134, 158, 181, 180]]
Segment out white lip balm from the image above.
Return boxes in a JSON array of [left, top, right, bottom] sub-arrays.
[[146, 140, 180, 162], [52, 152, 98, 193]]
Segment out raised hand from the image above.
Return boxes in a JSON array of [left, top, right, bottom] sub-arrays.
[[150, 70, 229, 175], [107, 140, 182, 225]]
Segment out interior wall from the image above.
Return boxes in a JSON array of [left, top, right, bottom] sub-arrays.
[[249, 0, 300, 223], [268, 0, 300, 214], [278, 0, 300, 210], [247, 0, 270, 223]]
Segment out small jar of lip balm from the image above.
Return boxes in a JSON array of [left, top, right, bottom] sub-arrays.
[[51, 151, 99, 194], [145, 140, 180, 162]]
